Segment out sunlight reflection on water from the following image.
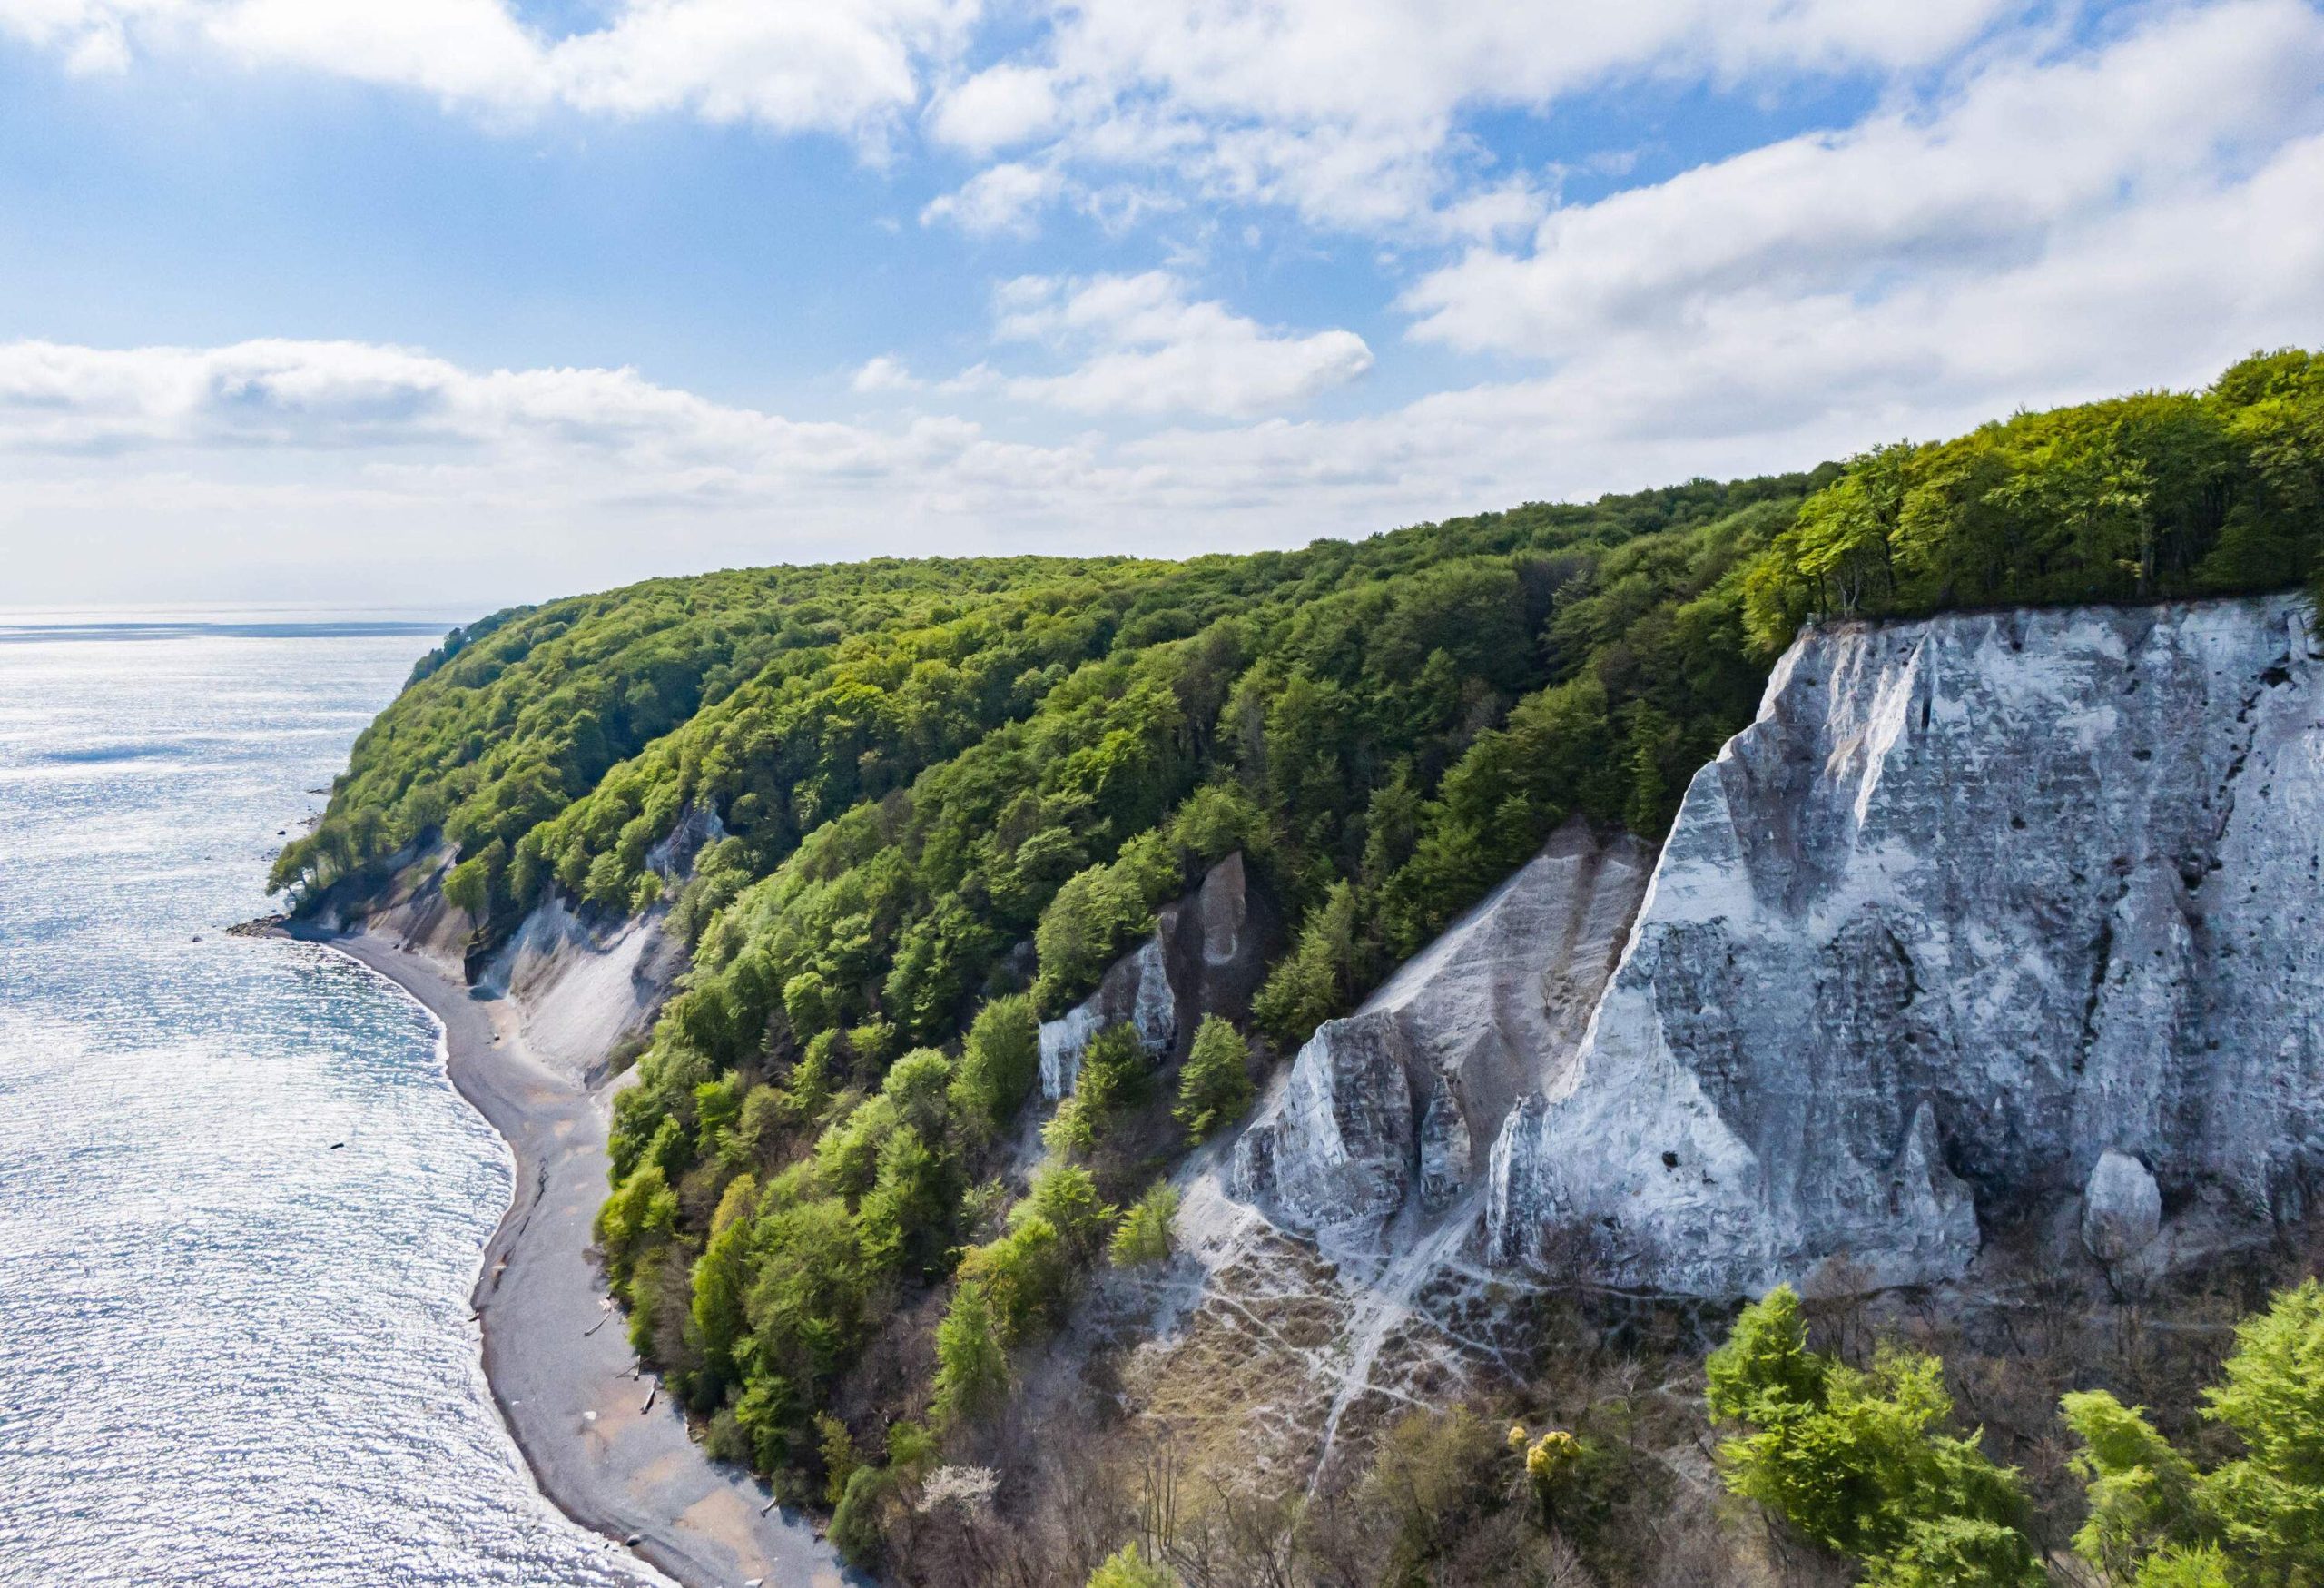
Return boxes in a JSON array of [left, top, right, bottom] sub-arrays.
[[0, 625, 661, 1587]]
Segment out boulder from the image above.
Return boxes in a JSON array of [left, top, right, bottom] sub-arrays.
[[2083, 1149, 2164, 1267]]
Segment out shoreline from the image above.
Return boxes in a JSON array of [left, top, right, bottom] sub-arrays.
[[297, 924, 852, 1588]]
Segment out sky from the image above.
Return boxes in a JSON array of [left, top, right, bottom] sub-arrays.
[[1, 0, 2320, 612]]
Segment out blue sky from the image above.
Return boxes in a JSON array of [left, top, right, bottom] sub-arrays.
[[2, 0, 2320, 611]]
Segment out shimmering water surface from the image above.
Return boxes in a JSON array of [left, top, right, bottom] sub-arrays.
[[0, 620, 661, 1587]]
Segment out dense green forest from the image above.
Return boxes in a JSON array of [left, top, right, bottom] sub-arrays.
[[279, 350, 2324, 1556]]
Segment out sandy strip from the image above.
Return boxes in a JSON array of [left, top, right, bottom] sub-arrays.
[[300, 926, 856, 1588]]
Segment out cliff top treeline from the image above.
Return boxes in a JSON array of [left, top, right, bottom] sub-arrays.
[[276, 350, 2323, 1534]]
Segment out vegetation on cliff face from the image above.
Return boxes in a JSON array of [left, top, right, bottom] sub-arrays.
[[281, 352, 2324, 1552]]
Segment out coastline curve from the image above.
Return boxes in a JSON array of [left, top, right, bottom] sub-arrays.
[[299, 925, 855, 1588]]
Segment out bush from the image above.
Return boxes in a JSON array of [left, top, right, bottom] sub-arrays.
[[829, 1464, 894, 1567]]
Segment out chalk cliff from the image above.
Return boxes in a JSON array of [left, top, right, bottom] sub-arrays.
[[1482, 595, 2324, 1294], [1233, 819, 1656, 1234]]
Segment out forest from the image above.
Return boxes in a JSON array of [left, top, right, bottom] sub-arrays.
[[277, 350, 2324, 1582]]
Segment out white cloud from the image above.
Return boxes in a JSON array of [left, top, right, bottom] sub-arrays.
[[941, 0, 2024, 237], [926, 62, 1062, 153], [1403, 0, 2324, 359], [4, 0, 2033, 232], [919, 160, 1064, 234], [5, 5, 2323, 611], [0, 0, 974, 143], [979, 271, 1374, 417], [851, 354, 923, 393]]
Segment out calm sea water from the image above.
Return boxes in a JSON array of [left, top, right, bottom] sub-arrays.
[[0, 619, 661, 1587]]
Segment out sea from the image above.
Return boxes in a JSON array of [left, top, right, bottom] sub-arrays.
[[0, 615, 663, 1587]]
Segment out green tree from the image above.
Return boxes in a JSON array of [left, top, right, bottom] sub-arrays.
[[1253, 880, 1362, 1048], [931, 1280, 1011, 1426], [1109, 1181, 1178, 1267], [1708, 1286, 2041, 1584], [1086, 1544, 1176, 1588], [2195, 1278, 2324, 1583], [1174, 1015, 1252, 1141], [688, 1174, 758, 1401], [950, 994, 1040, 1129], [2062, 1389, 2202, 1580], [2061, 1280, 2324, 1586], [442, 843, 497, 916]]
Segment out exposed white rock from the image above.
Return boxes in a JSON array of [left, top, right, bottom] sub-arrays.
[[1235, 818, 1656, 1235], [1041, 937, 1175, 1098], [645, 802, 725, 881], [474, 894, 684, 1083], [2083, 1149, 2163, 1267], [1040, 853, 1274, 1099], [1487, 596, 2324, 1295]]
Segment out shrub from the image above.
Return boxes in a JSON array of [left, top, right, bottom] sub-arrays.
[[829, 1463, 894, 1567]]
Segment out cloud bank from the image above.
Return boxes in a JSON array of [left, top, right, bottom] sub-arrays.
[[4, 1, 2321, 607]]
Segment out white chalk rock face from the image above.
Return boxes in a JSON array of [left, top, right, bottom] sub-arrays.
[[1235, 819, 1656, 1235], [1487, 596, 2324, 1295], [2083, 1149, 2163, 1267]]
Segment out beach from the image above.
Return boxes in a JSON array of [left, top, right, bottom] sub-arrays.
[[308, 926, 854, 1588]]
